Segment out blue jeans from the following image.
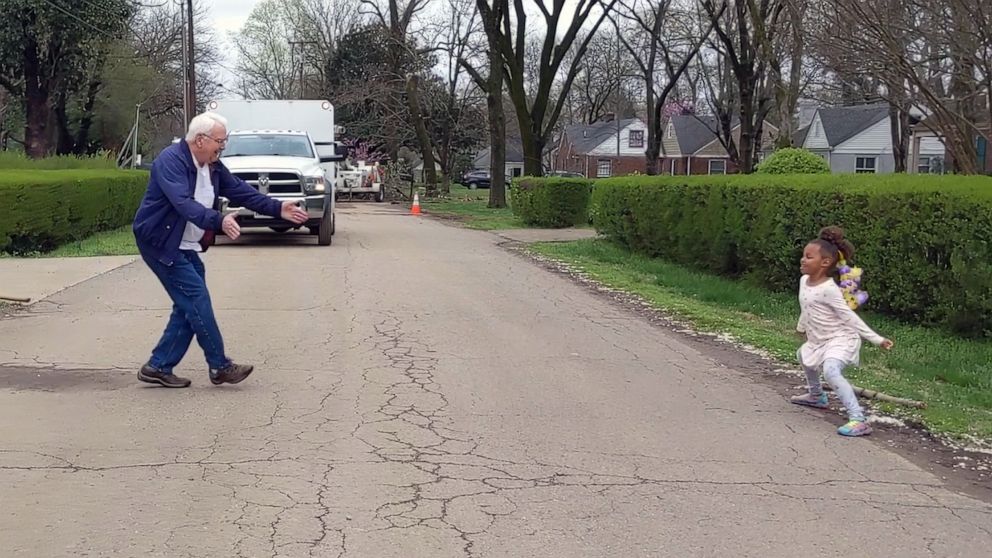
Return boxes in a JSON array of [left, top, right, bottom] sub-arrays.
[[141, 250, 230, 373]]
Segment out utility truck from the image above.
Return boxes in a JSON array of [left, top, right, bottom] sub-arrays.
[[205, 99, 344, 245]]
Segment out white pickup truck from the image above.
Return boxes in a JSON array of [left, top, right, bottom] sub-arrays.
[[205, 99, 344, 245]]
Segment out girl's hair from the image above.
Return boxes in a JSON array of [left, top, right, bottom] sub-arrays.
[[811, 226, 855, 269]]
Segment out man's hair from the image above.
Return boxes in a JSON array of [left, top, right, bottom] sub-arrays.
[[185, 112, 228, 142]]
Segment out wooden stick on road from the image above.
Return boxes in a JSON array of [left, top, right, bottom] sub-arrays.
[[0, 294, 31, 303], [822, 384, 927, 409]]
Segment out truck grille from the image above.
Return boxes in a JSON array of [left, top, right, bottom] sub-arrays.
[[228, 171, 303, 207]]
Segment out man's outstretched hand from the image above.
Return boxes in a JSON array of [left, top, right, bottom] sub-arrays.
[[281, 201, 309, 224], [221, 213, 240, 240]]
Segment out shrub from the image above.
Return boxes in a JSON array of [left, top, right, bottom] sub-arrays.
[[755, 148, 830, 175], [0, 170, 148, 254], [0, 151, 117, 170], [510, 177, 593, 228], [591, 174, 992, 337]]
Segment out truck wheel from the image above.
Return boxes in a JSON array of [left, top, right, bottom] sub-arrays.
[[375, 187, 385, 203], [270, 226, 290, 233], [468, 182, 478, 190], [317, 209, 333, 246]]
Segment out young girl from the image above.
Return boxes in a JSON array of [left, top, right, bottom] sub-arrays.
[[791, 226, 894, 437]]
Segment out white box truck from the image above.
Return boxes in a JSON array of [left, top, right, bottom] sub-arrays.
[[205, 99, 344, 245]]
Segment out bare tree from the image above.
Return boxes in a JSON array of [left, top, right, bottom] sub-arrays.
[[700, 0, 784, 173], [816, 0, 985, 174], [616, 0, 718, 174], [479, 0, 620, 176]]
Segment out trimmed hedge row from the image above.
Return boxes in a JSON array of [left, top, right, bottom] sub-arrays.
[[510, 177, 593, 228], [590, 174, 992, 337], [0, 170, 148, 254]]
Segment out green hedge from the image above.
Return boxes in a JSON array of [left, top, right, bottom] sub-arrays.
[[510, 177, 593, 228], [756, 148, 830, 174], [0, 170, 148, 254], [590, 174, 992, 337]]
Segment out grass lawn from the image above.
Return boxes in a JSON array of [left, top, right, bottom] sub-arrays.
[[419, 184, 525, 230], [529, 238, 992, 444]]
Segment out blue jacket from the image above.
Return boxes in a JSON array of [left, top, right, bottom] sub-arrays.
[[132, 139, 282, 265]]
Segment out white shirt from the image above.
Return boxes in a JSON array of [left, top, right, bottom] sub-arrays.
[[797, 275, 884, 368], [179, 155, 215, 252]]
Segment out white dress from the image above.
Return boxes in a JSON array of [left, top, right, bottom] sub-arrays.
[[797, 275, 884, 368]]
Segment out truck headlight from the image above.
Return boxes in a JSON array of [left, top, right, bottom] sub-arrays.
[[303, 176, 325, 194]]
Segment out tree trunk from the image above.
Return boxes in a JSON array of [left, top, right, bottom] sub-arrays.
[[74, 76, 102, 154], [478, 0, 507, 208], [645, 76, 660, 175], [738, 85, 756, 173], [888, 100, 910, 173], [23, 28, 51, 159], [54, 91, 74, 155], [405, 75, 438, 193]]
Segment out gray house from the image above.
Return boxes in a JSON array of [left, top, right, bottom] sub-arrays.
[[473, 138, 526, 178], [795, 103, 945, 173]]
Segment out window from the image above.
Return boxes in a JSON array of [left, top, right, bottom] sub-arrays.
[[597, 159, 612, 177], [917, 157, 931, 174], [512, 167, 522, 177], [666, 124, 674, 139], [855, 157, 877, 173], [708, 159, 726, 175], [628, 130, 644, 148]]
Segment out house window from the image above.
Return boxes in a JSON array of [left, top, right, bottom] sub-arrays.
[[917, 157, 931, 174], [512, 167, 522, 177], [708, 160, 726, 175], [855, 156, 877, 173], [597, 159, 612, 177], [628, 130, 644, 148], [666, 124, 673, 139]]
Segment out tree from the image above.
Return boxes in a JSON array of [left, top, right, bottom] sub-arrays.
[[431, 0, 484, 194], [815, 0, 986, 174], [0, 0, 133, 157], [231, 0, 298, 99], [701, 0, 785, 173], [479, 0, 620, 176], [460, 0, 509, 208], [616, 0, 718, 174]]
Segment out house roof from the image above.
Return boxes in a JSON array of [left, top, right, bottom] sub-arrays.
[[473, 138, 525, 166], [793, 124, 810, 147], [814, 103, 890, 146], [670, 115, 738, 154], [563, 118, 640, 154]]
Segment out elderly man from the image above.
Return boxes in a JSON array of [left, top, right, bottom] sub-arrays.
[[132, 111, 308, 388]]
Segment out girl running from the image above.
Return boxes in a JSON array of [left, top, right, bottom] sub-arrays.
[[791, 226, 894, 437]]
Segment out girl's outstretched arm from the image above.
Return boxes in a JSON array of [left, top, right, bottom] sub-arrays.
[[825, 284, 885, 345]]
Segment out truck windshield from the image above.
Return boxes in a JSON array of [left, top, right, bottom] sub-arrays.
[[223, 134, 314, 158]]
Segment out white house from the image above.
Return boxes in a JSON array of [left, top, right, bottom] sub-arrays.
[[795, 103, 945, 173]]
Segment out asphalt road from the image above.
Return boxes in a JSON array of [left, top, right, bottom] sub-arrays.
[[1, 203, 989, 557]]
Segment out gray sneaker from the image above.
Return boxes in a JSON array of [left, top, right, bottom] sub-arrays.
[[138, 364, 191, 388], [210, 362, 254, 385]]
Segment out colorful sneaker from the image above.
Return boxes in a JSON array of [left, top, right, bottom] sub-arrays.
[[838, 419, 872, 437], [790, 392, 829, 409]]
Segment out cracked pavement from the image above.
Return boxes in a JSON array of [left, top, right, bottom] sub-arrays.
[[0, 204, 990, 557]]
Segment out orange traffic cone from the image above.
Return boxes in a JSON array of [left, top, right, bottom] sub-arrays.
[[411, 192, 422, 215]]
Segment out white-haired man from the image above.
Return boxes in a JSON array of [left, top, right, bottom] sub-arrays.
[[132, 112, 309, 388]]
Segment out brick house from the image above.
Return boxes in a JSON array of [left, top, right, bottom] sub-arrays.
[[660, 115, 778, 175], [551, 116, 651, 178]]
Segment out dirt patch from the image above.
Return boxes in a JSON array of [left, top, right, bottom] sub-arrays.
[[503, 241, 992, 505], [0, 366, 136, 392]]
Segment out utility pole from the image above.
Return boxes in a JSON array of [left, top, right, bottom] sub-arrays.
[[289, 39, 318, 99], [185, 0, 197, 122]]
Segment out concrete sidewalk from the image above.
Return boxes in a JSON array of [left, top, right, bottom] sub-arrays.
[[0, 256, 136, 304]]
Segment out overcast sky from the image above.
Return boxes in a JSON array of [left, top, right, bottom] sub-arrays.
[[205, 0, 260, 94]]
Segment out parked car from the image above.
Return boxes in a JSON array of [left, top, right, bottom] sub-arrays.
[[460, 169, 511, 189]]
